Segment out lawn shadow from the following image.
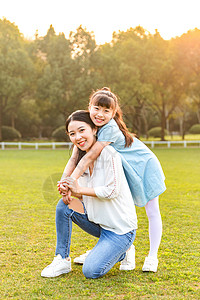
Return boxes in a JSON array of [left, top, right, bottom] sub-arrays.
[[42, 173, 62, 206]]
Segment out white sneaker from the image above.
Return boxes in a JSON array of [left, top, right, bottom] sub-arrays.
[[41, 254, 72, 277], [74, 250, 91, 264], [119, 245, 135, 271], [142, 256, 158, 272]]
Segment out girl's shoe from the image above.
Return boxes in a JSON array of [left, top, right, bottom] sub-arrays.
[[74, 250, 91, 264], [41, 254, 72, 277], [119, 245, 135, 271], [142, 256, 158, 272], [74, 247, 136, 271]]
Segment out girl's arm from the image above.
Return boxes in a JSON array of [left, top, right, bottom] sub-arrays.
[[60, 145, 79, 180], [58, 146, 78, 202], [65, 147, 122, 200], [70, 141, 110, 180]]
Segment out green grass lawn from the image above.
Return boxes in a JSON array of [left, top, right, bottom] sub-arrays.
[[141, 134, 200, 141], [0, 149, 199, 299]]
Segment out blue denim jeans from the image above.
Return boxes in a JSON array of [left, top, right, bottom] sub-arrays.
[[55, 199, 136, 279]]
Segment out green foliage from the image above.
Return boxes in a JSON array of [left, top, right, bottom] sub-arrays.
[[0, 149, 199, 299], [52, 125, 69, 141], [2, 125, 21, 140], [15, 98, 42, 138], [189, 124, 200, 134], [148, 127, 168, 138], [0, 18, 35, 141]]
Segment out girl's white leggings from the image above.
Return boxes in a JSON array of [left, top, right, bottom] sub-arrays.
[[145, 196, 162, 258]]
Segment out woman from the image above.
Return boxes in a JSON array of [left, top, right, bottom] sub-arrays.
[[41, 110, 137, 279]]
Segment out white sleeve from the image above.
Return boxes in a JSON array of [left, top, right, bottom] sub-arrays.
[[94, 148, 122, 200]]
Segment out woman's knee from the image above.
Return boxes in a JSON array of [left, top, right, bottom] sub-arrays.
[[82, 262, 101, 279], [56, 199, 70, 216], [56, 198, 64, 210]]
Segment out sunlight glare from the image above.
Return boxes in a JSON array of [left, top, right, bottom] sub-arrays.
[[1, 0, 200, 43]]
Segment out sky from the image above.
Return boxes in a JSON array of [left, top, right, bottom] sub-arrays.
[[1, 0, 200, 44]]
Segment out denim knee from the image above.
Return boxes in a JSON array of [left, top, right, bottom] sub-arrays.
[[56, 199, 71, 217], [82, 262, 102, 279]]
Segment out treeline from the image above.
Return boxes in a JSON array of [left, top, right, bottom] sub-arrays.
[[0, 18, 200, 141]]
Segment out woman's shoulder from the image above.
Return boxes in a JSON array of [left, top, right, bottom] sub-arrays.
[[100, 145, 120, 159]]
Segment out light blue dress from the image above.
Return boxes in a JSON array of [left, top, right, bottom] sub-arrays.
[[97, 119, 166, 207]]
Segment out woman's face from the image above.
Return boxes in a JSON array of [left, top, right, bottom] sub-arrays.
[[68, 120, 97, 152]]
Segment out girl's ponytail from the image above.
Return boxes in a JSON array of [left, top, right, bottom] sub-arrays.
[[114, 106, 133, 147]]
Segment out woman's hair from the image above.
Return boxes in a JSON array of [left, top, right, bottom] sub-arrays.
[[66, 110, 96, 165], [89, 87, 133, 147]]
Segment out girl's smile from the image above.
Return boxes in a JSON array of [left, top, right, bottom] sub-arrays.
[[89, 105, 115, 127]]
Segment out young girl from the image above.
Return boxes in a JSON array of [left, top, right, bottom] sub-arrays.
[[41, 110, 137, 278], [59, 88, 166, 272]]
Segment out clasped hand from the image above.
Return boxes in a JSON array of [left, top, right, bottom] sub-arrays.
[[57, 177, 81, 204]]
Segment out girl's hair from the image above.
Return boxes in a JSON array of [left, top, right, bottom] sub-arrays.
[[89, 87, 133, 147], [66, 110, 96, 165]]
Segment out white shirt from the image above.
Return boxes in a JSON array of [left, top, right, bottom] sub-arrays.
[[79, 146, 137, 235]]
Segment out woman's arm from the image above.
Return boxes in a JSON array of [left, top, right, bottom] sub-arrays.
[[70, 141, 110, 180], [64, 177, 97, 197], [93, 148, 122, 200]]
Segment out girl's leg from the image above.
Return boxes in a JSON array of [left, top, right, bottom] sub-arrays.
[[83, 228, 136, 279], [145, 196, 162, 258], [55, 199, 101, 258]]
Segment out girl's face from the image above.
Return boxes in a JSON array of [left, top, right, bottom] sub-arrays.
[[68, 120, 97, 152], [89, 105, 115, 127]]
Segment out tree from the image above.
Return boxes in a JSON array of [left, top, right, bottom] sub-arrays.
[[15, 98, 42, 138], [0, 18, 35, 141], [69, 25, 101, 108], [35, 26, 75, 136], [142, 31, 185, 140], [96, 27, 154, 136], [174, 28, 200, 124], [36, 25, 100, 136]]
